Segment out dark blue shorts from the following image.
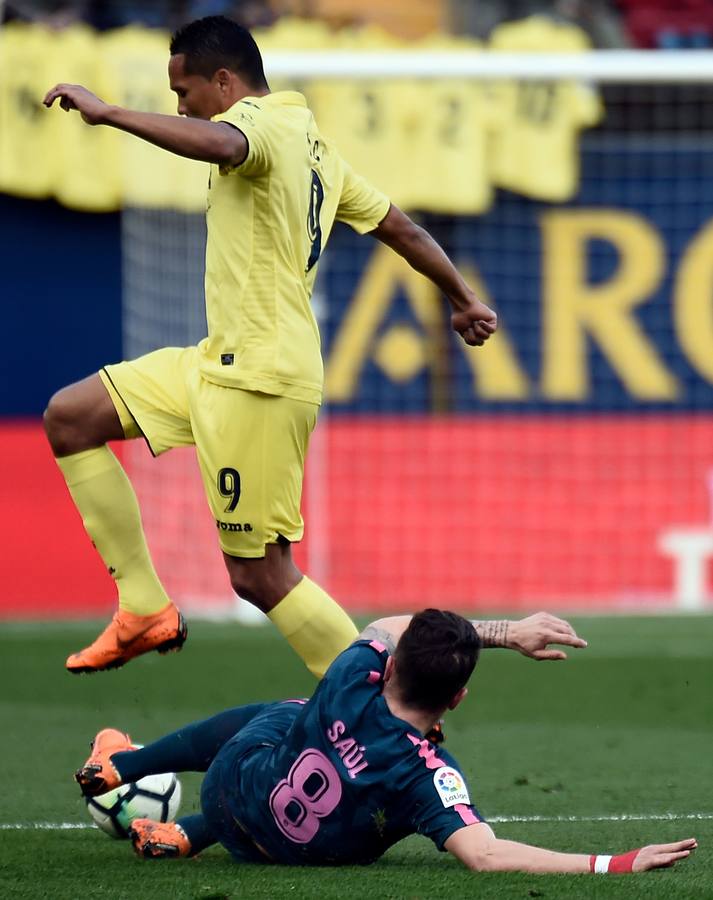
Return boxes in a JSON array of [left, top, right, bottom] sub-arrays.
[[200, 700, 304, 863], [201, 760, 268, 863]]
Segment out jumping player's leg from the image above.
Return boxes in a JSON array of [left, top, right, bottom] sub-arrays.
[[268, 573, 358, 678], [224, 546, 357, 679], [45, 373, 171, 619], [191, 384, 357, 679], [44, 350, 194, 672]]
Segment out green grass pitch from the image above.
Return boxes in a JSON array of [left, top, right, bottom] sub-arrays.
[[1, 615, 711, 899]]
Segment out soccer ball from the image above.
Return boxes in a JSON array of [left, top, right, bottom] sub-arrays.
[[85, 772, 182, 839]]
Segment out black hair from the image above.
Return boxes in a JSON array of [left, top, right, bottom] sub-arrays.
[[393, 609, 481, 713], [170, 16, 268, 88]]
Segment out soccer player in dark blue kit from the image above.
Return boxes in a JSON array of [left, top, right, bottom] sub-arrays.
[[76, 611, 696, 876]]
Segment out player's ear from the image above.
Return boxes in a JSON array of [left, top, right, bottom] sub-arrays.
[[383, 655, 395, 683], [214, 67, 232, 92], [447, 686, 468, 711]]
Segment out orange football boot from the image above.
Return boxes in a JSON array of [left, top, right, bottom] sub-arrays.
[[129, 819, 192, 859], [66, 602, 187, 674], [75, 727, 136, 796]]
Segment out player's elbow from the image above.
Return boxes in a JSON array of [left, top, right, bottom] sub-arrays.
[[388, 220, 432, 266], [373, 205, 421, 254], [211, 124, 248, 168], [449, 833, 504, 873], [463, 850, 500, 873]]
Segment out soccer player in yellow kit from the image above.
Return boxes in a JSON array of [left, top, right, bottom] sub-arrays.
[[42, 16, 497, 677]]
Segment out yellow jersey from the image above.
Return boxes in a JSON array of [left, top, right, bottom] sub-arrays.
[[403, 34, 494, 214], [101, 26, 207, 211], [46, 24, 120, 212], [309, 26, 410, 207], [0, 24, 57, 199], [204, 91, 390, 404], [488, 16, 603, 201]]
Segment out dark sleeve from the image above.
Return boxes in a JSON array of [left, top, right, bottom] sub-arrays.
[[406, 748, 485, 851], [320, 640, 390, 693]]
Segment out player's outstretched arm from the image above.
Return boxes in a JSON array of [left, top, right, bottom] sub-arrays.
[[445, 823, 697, 874], [370, 204, 497, 347], [473, 612, 587, 660], [359, 612, 586, 660], [43, 84, 246, 166]]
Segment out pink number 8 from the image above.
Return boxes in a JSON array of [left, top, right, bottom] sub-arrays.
[[269, 749, 342, 843]]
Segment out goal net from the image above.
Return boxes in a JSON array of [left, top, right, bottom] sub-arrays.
[[121, 50, 713, 616]]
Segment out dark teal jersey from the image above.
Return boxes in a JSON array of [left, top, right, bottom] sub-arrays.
[[201, 640, 484, 865]]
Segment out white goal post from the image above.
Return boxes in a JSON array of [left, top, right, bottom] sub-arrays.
[[262, 49, 713, 81]]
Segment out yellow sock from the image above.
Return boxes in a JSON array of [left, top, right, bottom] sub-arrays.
[[268, 576, 358, 679], [56, 447, 170, 615]]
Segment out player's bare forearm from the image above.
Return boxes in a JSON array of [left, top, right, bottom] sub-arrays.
[[43, 83, 245, 165], [446, 826, 696, 874], [371, 204, 497, 347], [361, 616, 505, 654], [102, 107, 243, 165], [473, 612, 588, 660], [447, 828, 591, 873], [484, 839, 591, 874], [372, 206, 472, 310], [472, 620, 510, 648], [359, 612, 586, 661]]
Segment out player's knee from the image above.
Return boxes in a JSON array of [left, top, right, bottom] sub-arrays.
[[229, 570, 264, 609], [44, 391, 69, 450], [228, 568, 283, 612], [43, 389, 87, 455]]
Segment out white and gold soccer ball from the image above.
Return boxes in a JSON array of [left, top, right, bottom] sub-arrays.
[[85, 772, 182, 839]]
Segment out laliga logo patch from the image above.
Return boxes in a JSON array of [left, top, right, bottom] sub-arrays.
[[433, 766, 470, 808]]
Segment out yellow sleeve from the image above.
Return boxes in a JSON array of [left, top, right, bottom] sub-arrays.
[[336, 161, 390, 234], [214, 99, 273, 178]]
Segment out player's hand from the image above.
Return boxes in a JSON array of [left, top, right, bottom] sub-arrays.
[[43, 83, 109, 125], [508, 612, 587, 660], [451, 298, 497, 347], [631, 838, 697, 872]]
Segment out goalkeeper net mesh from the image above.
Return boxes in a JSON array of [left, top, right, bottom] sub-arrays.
[[121, 59, 713, 616]]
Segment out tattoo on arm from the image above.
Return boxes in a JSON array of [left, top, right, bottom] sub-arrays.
[[473, 620, 510, 649], [359, 626, 398, 656]]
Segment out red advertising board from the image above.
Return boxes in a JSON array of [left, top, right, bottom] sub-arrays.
[[1, 417, 712, 618]]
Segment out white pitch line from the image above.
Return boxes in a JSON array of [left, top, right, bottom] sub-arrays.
[[489, 813, 713, 824], [0, 823, 92, 830], [2, 813, 713, 831]]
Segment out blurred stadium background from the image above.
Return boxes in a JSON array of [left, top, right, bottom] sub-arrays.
[[2, 0, 713, 621]]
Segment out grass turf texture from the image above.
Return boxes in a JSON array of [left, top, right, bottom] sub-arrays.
[[0, 615, 711, 899]]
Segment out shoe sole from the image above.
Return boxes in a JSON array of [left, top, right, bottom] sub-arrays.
[[129, 827, 182, 859], [75, 763, 111, 796], [67, 613, 188, 675], [75, 732, 133, 795]]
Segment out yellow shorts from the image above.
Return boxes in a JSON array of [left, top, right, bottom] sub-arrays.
[[100, 347, 318, 558]]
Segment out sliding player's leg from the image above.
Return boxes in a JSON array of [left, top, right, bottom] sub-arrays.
[[80, 704, 271, 858], [129, 815, 208, 858], [76, 704, 269, 795], [192, 386, 357, 679], [44, 349, 195, 673]]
